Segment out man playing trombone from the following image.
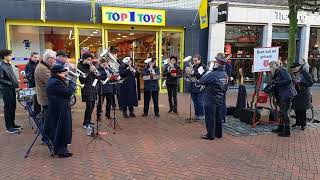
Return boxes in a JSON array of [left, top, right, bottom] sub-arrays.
[[78, 53, 98, 129]]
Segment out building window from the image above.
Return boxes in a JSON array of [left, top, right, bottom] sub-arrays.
[[309, 28, 320, 82], [225, 25, 263, 85], [79, 29, 102, 59], [9, 25, 75, 64]]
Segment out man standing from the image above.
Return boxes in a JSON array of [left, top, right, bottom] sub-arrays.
[[56, 50, 68, 66], [46, 64, 76, 158], [119, 57, 138, 118], [186, 54, 207, 120], [25, 52, 41, 116], [198, 56, 229, 140], [35, 49, 57, 141], [142, 58, 160, 117], [78, 53, 98, 128], [163, 56, 181, 114], [0, 49, 20, 133], [268, 61, 297, 137]]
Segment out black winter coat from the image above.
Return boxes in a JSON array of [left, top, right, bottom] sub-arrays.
[[163, 63, 181, 85], [143, 65, 160, 92], [25, 60, 38, 88], [272, 67, 297, 102], [119, 63, 138, 107], [46, 75, 76, 147], [0, 60, 19, 90], [97, 66, 113, 94], [78, 61, 98, 102], [292, 69, 313, 110]]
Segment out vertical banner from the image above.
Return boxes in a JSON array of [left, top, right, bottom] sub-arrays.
[[91, 0, 96, 23], [199, 0, 208, 29], [40, 0, 46, 22]]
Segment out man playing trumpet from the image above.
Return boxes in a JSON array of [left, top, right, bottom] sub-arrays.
[[142, 58, 160, 117]]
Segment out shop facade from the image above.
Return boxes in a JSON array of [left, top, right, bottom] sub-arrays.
[[208, 2, 320, 84], [0, 0, 205, 92]]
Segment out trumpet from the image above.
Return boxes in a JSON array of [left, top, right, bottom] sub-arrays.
[[77, 69, 88, 78], [88, 61, 100, 76], [66, 67, 80, 78], [65, 76, 85, 88]]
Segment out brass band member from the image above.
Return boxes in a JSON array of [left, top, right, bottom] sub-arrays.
[[119, 57, 138, 118], [163, 56, 181, 114], [78, 53, 98, 129], [46, 64, 76, 158], [142, 58, 160, 117]]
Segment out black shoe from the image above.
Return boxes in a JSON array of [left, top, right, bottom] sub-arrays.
[[278, 126, 290, 137], [155, 113, 160, 117], [168, 109, 172, 113], [13, 125, 22, 130], [58, 152, 73, 158], [272, 125, 284, 133], [142, 113, 148, 117], [105, 115, 111, 119], [292, 123, 300, 128], [6, 128, 19, 134], [123, 113, 129, 118], [301, 126, 305, 130], [97, 116, 102, 122], [130, 112, 136, 117], [201, 135, 214, 140]]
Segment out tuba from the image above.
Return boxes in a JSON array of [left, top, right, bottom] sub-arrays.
[[100, 48, 120, 73]]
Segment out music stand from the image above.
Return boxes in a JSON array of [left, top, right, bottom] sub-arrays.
[[108, 80, 122, 133], [87, 80, 112, 146], [184, 78, 195, 124]]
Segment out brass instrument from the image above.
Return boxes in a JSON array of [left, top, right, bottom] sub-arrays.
[[100, 48, 120, 73], [183, 56, 197, 82], [65, 76, 85, 88], [88, 61, 100, 76]]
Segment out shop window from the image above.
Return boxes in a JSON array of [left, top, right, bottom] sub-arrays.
[[9, 25, 75, 64], [225, 25, 263, 85], [308, 28, 320, 82], [108, 30, 156, 90], [79, 29, 102, 59]]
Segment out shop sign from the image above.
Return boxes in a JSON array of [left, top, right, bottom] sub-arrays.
[[217, 3, 228, 23], [253, 47, 279, 73], [275, 11, 306, 23], [102, 6, 166, 26], [237, 36, 257, 43]]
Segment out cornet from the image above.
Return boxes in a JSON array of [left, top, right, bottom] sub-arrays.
[[88, 61, 100, 76], [66, 67, 80, 78], [77, 69, 88, 78]]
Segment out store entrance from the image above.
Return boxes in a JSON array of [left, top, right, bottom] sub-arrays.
[[272, 39, 300, 64], [108, 30, 157, 90]]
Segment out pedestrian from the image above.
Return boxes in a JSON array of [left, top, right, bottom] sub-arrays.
[[35, 49, 57, 141], [198, 55, 228, 140], [46, 64, 76, 158], [25, 52, 41, 116], [290, 62, 313, 130], [142, 58, 160, 117], [269, 61, 297, 137], [0, 49, 20, 133]]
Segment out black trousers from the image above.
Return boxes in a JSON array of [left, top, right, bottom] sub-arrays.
[[41, 105, 50, 141], [1, 88, 16, 130], [295, 110, 307, 127], [97, 93, 113, 117], [205, 102, 223, 138], [122, 106, 134, 114], [278, 99, 291, 125], [144, 90, 159, 115], [84, 101, 95, 125], [167, 84, 178, 111]]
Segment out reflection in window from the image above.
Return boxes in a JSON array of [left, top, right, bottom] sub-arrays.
[[10, 25, 75, 63], [79, 29, 102, 59], [309, 28, 320, 82]]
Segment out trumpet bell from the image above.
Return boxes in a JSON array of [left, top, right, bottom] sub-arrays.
[[183, 56, 192, 62]]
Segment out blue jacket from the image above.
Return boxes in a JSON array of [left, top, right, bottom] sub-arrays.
[[188, 63, 208, 93], [97, 66, 113, 94], [198, 67, 228, 106], [272, 67, 297, 102], [25, 60, 38, 88], [143, 66, 160, 91]]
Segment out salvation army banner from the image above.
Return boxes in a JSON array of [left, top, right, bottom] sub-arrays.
[[253, 47, 279, 72]]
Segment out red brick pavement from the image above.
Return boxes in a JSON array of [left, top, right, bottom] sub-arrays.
[[0, 91, 320, 179]]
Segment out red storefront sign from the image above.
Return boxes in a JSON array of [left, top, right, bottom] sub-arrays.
[[237, 36, 257, 43]]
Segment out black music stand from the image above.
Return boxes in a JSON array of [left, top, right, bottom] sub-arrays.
[[108, 81, 122, 133]]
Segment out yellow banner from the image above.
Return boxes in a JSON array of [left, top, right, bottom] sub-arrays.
[[102, 6, 166, 26], [40, 0, 46, 22], [199, 0, 208, 29]]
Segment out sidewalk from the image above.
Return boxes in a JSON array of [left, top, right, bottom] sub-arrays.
[[0, 90, 320, 179]]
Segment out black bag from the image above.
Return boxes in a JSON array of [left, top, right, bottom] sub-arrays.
[[236, 85, 247, 109], [239, 108, 256, 124], [227, 106, 236, 115]]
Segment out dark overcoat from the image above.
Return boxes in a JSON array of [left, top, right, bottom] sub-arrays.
[[119, 63, 138, 107], [46, 75, 76, 147], [292, 69, 314, 110], [272, 67, 297, 102], [78, 61, 97, 102], [143, 65, 160, 92], [163, 63, 181, 86]]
